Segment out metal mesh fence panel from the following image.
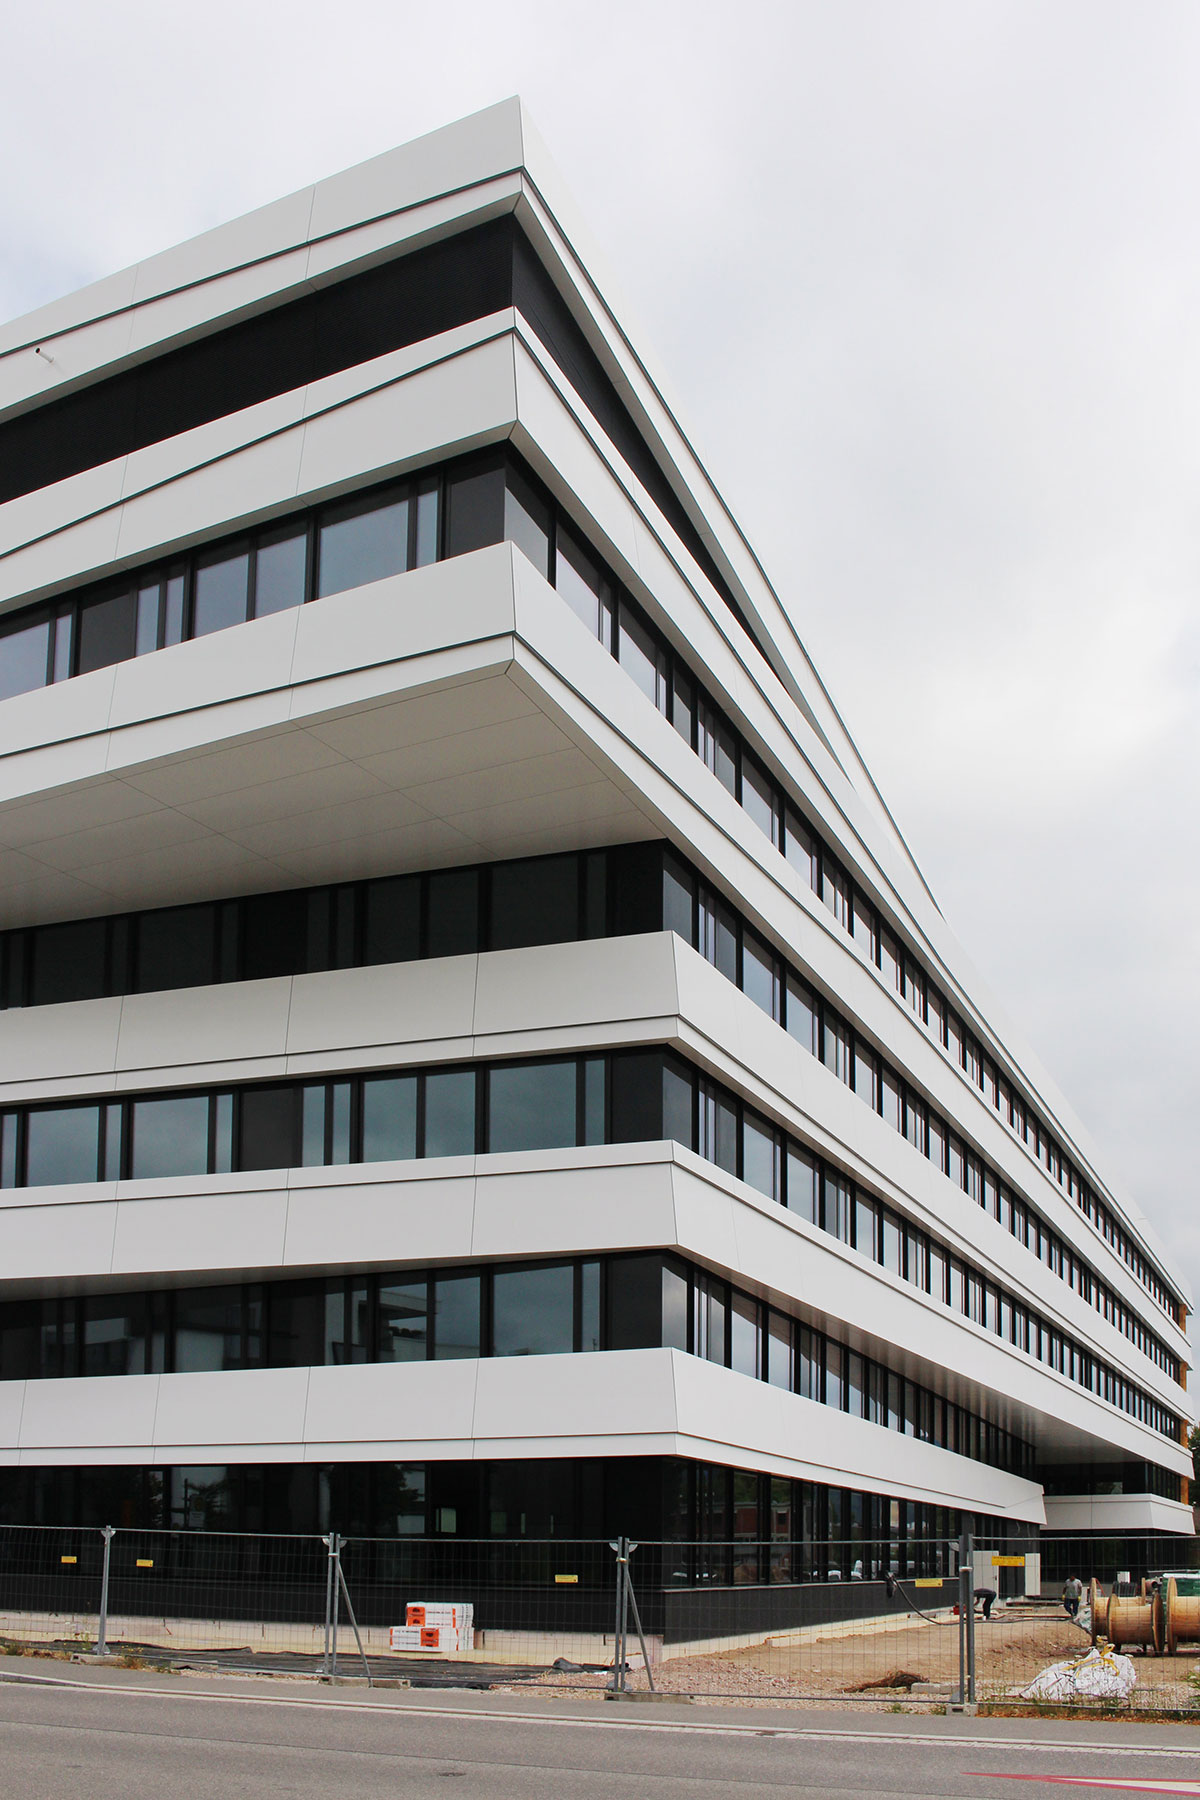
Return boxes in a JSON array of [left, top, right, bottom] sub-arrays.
[[0, 1525, 108, 1650], [605, 1537, 970, 1706], [337, 1535, 621, 1689], [971, 1532, 1200, 1715], [3, 1523, 1199, 1710]]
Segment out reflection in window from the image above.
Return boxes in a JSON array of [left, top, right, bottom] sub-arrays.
[[424, 1071, 476, 1158], [488, 1061, 576, 1153], [362, 1076, 418, 1164], [130, 1095, 209, 1180], [25, 1106, 99, 1187], [77, 590, 135, 674], [318, 492, 409, 598], [378, 1282, 428, 1362], [0, 618, 49, 700], [433, 1275, 480, 1359], [192, 546, 249, 638], [556, 526, 612, 640], [254, 529, 308, 616], [493, 1264, 574, 1356]]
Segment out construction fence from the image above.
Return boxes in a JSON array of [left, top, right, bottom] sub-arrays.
[[1, 1524, 1198, 1712]]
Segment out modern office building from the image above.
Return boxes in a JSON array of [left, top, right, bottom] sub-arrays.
[[0, 101, 1191, 1574]]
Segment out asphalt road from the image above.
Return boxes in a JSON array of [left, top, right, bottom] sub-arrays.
[[2, 1664, 1200, 1799]]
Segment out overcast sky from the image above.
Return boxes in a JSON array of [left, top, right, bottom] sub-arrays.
[[2, 2, 1196, 1317]]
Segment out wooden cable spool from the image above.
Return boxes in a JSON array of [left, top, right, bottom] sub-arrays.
[[1164, 1578, 1200, 1655], [1105, 1591, 1163, 1655]]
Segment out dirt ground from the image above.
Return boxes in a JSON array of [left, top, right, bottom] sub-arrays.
[[530, 1606, 1200, 1711]]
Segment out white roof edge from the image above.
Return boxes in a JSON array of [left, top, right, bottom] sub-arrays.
[[0, 97, 529, 356]]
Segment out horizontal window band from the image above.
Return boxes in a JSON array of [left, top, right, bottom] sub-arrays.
[[0, 835, 1176, 1379], [0, 1045, 1180, 1443]]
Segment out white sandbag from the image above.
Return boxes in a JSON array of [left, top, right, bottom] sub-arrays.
[[1022, 1642, 1136, 1703]]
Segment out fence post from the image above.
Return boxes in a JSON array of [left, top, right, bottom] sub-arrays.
[[95, 1526, 115, 1657], [964, 1531, 976, 1704], [957, 1530, 976, 1708], [322, 1532, 338, 1680], [608, 1537, 628, 1693], [335, 1547, 372, 1687], [622, 1541, 655, 1692]]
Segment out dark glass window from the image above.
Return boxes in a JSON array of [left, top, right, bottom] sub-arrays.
[[671, 665, 693, 742], [742, 930, 779, 1020], [426, 870, 479, 959], [361, 1076, 418, 1164], [556, 525, 611, 637], [135, 905, 216, 993], [822, 1012, 851, 1084], [239, 1086, 299, 1172], [192, 545, 250, 638], [362, 875, 421, 966], [317, 491, 409, 598], [699, 890, 737, 983], [174, 1287, 250, 1372], [786, 1144, 818, 1223], [784, 809, 819, 889], [77, 588, 136, 674], [488, 1060, 576, 1153], [742, 1109, 779, 1200], [130, 1095, 209, 1181], [0, 617, 50, 700], [822, 1171, 850, 1242], [253, 528, 307, 617], [378, 1281, 428, 1362], [25, 1105, 99, 1186], [662, 1260, 689, 1350], [700, 1083, 738, 1176], [741, 755, 778, 844], [662, 856, 695, 943], [607, 1254, 663, 1350], [82, 1294, 149, 1377], [490, 856, 577, 951], [698, 701, 737, 794], [504, 467, 551, 579], [267, 1282, 325, 1370], [851, 891, 877, 961], [731, 1292, 759, 1378], [242, 891, 308, 981], [52, 611, 72, 679], [767, 1310, 792, 1390], [881, 1065, 901, 1132], [444, 460, 505, 558], [424, 1071, 477, 1158], [492, 1263, 574, 1356], [0, 1299, 42, 1379], [785, 973, 819, 1057], [414, 481, 439, 568], [432, 1274, 481, 1359], [28, 919, 107, 1005], [617, 602, 667, 710], [853, 1042, 878, 1109], [609, 1050, 667, 1144]]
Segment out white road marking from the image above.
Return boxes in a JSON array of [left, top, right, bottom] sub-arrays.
[[3, 1668, 1199, 1762]]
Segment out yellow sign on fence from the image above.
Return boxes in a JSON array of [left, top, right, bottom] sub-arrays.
[[60, 1555, 76, 1565], [136, 1559, 154, 1569], [913, 1578, 944, 1588], [554, 1574, 579, 1585], [992, 1555, 1026, 1567]]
